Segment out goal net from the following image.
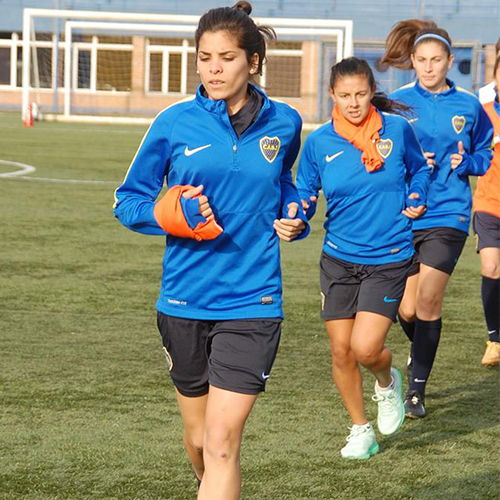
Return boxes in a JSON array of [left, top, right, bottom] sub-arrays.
[[20, 8, 353, 125]]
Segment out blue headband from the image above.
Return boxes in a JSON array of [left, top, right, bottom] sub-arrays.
[[414, 33, 451, 49]]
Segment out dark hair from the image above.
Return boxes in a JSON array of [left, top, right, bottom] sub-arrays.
[[494, 55, 500, 76], [330, 57, 412, 116], [195, 1, 276, 76], [381, 19, 452, 70], [496, 38, 500, 55]]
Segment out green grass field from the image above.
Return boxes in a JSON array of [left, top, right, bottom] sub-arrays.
[[0, 111, 498, 500]]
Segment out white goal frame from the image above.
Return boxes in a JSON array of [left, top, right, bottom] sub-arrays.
[[22, 8, 354, 123]]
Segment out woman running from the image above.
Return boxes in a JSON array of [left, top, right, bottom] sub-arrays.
[[381, 20, 493, 417], [474, 55, 500, 366], [296, 57, 430, 459], [113, 3, 308, 499]]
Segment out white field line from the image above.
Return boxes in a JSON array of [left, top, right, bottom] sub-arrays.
[[0, 159, 117, 185]]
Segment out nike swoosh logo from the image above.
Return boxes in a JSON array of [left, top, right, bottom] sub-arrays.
[[184, 144, 211, 156], [414, 378, 426, 383], [262, 372, 271, 380], [383, 296, 399, 303], [326, 151, 344, 162]]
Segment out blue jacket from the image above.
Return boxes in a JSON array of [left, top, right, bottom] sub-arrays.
[[296, 110, 431, 265], [114, 84, 308, 320], [390, 79, 493, 233]]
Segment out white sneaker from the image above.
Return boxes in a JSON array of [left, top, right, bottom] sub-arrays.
[[341, 423, 379, 460], [372, 367, 405, 436]]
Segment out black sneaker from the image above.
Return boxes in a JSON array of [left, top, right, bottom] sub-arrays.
[[404, 390, 426, 418]]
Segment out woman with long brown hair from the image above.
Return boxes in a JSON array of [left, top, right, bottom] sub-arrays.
[[382, 20, 493, 418], [297, 56, 430, 459], [114, 2, 307, 498]]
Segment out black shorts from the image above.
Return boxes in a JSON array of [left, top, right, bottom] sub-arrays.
[[319, 252, 412, 322], [473, 212, 500, 252], [157, 313, 282, 397], [409, 227, 468, 276]]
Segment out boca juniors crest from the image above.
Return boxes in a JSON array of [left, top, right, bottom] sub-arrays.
[[452, 115, 466, 134], [376, 138, 393, 159], [260, 136, 281, 163]]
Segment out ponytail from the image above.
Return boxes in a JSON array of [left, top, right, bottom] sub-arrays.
[[195, 1, 276, 76], [381, 19, 452, 70]]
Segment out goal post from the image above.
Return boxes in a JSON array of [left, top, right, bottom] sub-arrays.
[[21, 8, 353, 125]]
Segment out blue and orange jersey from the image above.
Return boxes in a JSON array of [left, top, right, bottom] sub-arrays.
[[474, 98, 500, 218], [390, 79, 493, 233], [114, 84, 308, 320], [296, 110, 431, 265]]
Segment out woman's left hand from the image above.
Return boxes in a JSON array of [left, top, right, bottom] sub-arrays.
[[274, 203, 306, 242], [402, 193, 427, 219], [450, 141, 465, 170]]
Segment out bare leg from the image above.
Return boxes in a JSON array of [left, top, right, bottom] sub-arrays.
[[350, 311, 393, 388], [479, 247, 500, 279], [175, 390, 208, 482], [198, 386, 257, 500], [398, 273, 419, 322], [326, 318, 367, 425], [415, 264, 450, 320]]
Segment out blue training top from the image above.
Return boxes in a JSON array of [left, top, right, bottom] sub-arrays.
[[390, 79, 493, 233], [114, 84, 309, 320], [296, 110, 431, 265]]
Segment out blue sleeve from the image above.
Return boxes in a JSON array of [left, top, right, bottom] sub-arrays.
[[403, 121, 431, 207], [113, 116, 170, 235], [454, 103, 493, 177], [279, 113, 310, 241], [296, 134, 321, 220]]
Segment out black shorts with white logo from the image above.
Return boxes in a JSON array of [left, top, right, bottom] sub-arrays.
[[408, 227, 468, 276], [157, 313, 282, 397], [319, 252, 412, 322], [473, 211, 500, 252]]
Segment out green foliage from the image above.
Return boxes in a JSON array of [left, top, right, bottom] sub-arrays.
[[0, 112, 498, 500]]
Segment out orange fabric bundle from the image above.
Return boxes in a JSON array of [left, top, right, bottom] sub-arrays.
[[332, 104, 384, 172], [153, 185, 223, 241]]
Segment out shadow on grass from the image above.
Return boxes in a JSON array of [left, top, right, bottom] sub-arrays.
[[391, 371, 499, 452], [405, 470, 498, 500]]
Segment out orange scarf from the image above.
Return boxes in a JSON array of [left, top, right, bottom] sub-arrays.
[[332, 104, 384, 172]]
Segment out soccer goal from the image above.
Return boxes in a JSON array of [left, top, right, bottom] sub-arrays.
[[19, 8, 353, 125]]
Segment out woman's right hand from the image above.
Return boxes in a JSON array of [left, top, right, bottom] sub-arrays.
[[402, 193, 426, 219], [301, 195, 317, 213], [424, 151, 436, 168], [182, 185, 213, 219]]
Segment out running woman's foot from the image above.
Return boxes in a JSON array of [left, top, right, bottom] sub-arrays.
[[481, 341, 500, 367], [341, 423, 379, 460], [372, 367, 405, 435], [404, 389, 426, 418]]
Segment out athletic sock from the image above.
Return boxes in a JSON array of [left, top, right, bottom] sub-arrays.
[[481, 276, 500, 343], [376, 377, 395, 393], [409, 317, 442, 397], [398, 314, 416, 343]]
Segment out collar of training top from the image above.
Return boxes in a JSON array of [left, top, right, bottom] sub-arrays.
[[197, 83, 269, 119], [228, 86, 264, 138], [414, 78, 457, 98]]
